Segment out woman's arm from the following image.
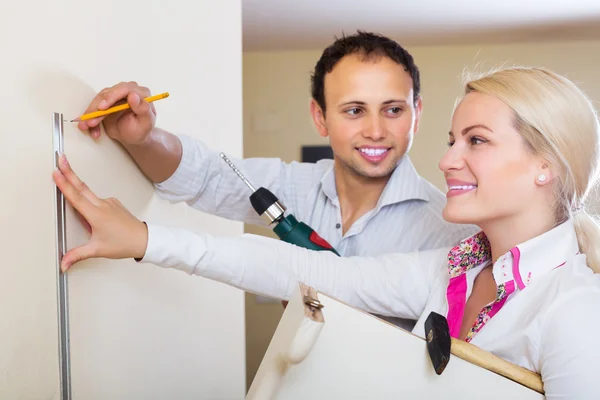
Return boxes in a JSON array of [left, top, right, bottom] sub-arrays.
[[139, 223, 448, 320], [52, 154, 448, 320]]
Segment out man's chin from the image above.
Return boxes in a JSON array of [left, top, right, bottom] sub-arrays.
[[350, 168, 393, 180], [352, 160, 398, 179], [335, 157, 397, 180]]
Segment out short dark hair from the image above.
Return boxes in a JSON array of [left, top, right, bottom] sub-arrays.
[[310, 31, 421, 113]]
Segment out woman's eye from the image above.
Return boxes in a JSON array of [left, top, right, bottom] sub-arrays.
[[470, 136, 486, 145]]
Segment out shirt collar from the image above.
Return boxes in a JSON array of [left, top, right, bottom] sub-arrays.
[[447, 219, 579, 290], [320, 155, 430, 206]]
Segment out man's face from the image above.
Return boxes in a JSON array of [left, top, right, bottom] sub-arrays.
[[311, 53, 422, 180]]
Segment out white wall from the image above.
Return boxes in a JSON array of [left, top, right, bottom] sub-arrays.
[[0, 1, 245, 399]]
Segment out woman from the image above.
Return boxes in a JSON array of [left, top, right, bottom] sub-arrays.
[[53, 66, 600, 398]]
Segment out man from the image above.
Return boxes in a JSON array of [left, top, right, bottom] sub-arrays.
[[77, 31, 477, 329]]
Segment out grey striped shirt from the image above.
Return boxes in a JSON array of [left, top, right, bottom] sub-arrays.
[[154, 134, 479, 329]]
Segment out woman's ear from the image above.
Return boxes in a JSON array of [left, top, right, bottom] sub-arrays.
[[534, 163, 554, 186]]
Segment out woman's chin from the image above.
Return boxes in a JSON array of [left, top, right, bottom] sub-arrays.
[[442, 206, 479, 226]]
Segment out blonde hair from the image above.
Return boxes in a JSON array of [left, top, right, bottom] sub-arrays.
[[463, 67, 600, 273]]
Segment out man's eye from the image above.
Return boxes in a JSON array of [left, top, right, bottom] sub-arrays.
[[346, 108, 361, 115]]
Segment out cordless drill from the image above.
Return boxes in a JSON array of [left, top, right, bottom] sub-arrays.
[[219, 153, 340, 256]]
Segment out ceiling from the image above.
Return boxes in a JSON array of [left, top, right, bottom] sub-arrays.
[[242, 0, 600, 51]]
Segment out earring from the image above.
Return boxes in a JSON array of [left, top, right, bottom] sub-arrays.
[[537, 174, 547, 182]]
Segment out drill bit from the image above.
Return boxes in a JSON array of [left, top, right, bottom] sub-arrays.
[[219, 153, 256, 192]]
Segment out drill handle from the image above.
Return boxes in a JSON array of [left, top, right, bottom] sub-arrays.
[[274, 215, 340, 256]]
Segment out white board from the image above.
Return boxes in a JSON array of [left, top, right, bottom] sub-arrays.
[[248, 284, 544, 400], [0, 1, 245, 399]]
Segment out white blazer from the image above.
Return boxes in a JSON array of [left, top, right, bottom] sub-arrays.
[[140, 218, 600, 399]]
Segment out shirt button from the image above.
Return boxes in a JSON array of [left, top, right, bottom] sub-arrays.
[[335, 223, 341, 229]]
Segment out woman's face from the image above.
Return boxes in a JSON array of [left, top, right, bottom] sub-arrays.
[[438, 91, 549, 227]]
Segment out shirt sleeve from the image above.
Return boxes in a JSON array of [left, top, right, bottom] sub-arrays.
[[153, 134, 325, 226], [139, 223, 449, 320], [538, 287, 600, 399]]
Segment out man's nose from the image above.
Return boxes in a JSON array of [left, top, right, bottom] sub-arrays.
[[362, 115, 386, 140]]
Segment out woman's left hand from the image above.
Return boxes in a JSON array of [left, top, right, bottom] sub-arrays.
[[52, 154, 148, 272]]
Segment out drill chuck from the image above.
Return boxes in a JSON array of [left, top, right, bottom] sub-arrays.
[[219, 152, 339, 256], [249, 187, 286, 225]]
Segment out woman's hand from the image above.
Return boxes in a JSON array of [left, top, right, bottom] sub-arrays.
[[52, 154, 148, 272]]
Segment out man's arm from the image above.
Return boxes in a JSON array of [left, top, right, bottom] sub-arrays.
[[121, 127, 183, 184], [77, 82, 185, 184], [77, 81, 324, 226], [151, 133, 326, 226]]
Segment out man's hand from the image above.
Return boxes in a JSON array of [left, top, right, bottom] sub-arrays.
[[52, 154, 149, 272], [78, 81, 156, 146]]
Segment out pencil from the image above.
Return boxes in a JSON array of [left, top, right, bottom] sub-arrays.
[[71, 92, 170, 122]]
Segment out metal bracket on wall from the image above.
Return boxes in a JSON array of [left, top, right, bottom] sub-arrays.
[[53, 112, 72, 400]]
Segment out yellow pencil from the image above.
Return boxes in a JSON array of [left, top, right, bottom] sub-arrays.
[[71, 92, 170, 122]]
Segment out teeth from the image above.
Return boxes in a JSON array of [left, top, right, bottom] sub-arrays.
[[448, 185, 477, 190], [359, 148, 387, 156]]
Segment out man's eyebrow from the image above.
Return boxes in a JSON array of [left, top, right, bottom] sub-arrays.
[[339, 99, 408, 107], [339, 100, 366, 106], [382, 99, 408, 105]]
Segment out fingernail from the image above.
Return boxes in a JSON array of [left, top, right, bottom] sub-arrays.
[[99, 100, 107, 109]]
